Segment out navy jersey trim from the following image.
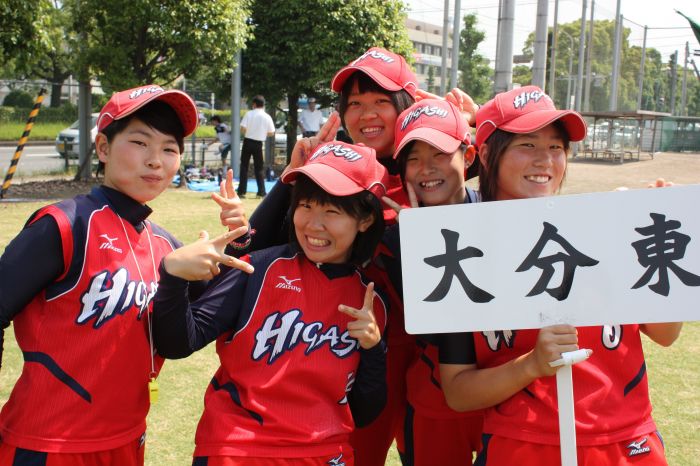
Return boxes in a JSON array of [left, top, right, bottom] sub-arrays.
[[624, 361, 647, 396], [12, 448, 47, 466], [210, 376, 263, 425], [23, 351, 92, 403]]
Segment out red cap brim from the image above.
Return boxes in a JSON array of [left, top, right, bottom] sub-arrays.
[[394, 127, 464, 159], [281, 163, 364, 196], [331, 67, 403, 93], [499, 110, 587, 142]]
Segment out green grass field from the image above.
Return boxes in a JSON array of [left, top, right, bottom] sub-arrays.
[[0, 165, 699, 464]]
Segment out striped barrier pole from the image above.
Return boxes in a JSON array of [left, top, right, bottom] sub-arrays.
[[1, 88, 47, 199]]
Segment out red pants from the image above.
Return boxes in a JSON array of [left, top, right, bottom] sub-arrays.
[[476, 431, 667, 466], [402, 403, 484, 466], [349, 340, 415, 466], [0, 435, 145, 466], [192, 452, 354, 466]]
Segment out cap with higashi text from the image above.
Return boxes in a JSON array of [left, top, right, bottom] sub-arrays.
[[331, 47, 418, 98], [475, 85, 587, 147], [97, 85, 198, 137], [281, 141, 388, 199]]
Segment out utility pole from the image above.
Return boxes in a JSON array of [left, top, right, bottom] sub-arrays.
[[450, 0, 461, 89], [231, 50, 242, 179], [670, 50, 678, 115], [636, 25, 648, 110], [609, 0, 622, 111], [548, 0, 559, 97], [574, 0, 587, 112], [583, 0, 594, 111], [494, 0, 515, 93], [440, 0, 449, 95], [532, 0, 549, 89], [681, 41, 689, 116]]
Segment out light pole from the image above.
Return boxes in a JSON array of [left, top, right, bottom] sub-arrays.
[[560, 31, 575, 110]]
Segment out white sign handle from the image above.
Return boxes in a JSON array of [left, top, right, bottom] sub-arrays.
[[549, 349, 592, 466]]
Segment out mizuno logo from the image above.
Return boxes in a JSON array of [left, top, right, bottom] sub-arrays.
[[512, 90, 545, 109], [627, 437, 651, 456], [400, 105, 449, 131], [275, 275, 301, 292], [310, 143, 362, 162], [98, 234, 123, 253], [353, 49, 394, 65], [253, 309, 358, 364], [327, 454, 346, 466]]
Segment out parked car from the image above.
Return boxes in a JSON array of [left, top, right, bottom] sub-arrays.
[[55, 113, 99, 158]]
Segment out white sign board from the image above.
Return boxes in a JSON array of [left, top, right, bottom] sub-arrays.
[[399, 185, 700, 334]]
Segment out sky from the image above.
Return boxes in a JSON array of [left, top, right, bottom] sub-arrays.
[[405, 0, 700, 64]]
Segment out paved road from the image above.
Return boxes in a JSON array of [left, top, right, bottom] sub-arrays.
[[0, 144, 67, 176]]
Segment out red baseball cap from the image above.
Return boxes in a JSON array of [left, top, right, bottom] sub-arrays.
[[331, 47, 418, 98], [281, 141, 389, 199], [475, 85, 587, 147], [393, 99, 471, 158], [97, 85, 198, 136]]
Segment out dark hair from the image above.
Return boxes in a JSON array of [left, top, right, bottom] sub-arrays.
[[478, 120, 571, 202], [289, 175, 385, 266], [396, 140, 468, 188], [210, 115, 221, 123], [252, 95, 265, 107], [337, 72, 414, 134], [101, 100, 185, 152]]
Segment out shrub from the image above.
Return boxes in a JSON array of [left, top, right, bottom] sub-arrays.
[[3, 90, 35, 108]]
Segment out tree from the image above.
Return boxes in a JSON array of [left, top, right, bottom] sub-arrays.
[[0, 0, 45, 63], [69, 0, 250, 91], [427, 65, 436, 94], [457, 13, 493, 104], [241, 0, 413, 161]]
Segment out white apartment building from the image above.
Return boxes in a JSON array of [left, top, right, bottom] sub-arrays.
[[405, 18, 454, 91]]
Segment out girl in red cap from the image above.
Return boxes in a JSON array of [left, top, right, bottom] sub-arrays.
[[152, 140, 390, 466], [438, 86, 681, 465], [238, 47, 480, 466], [0, 84, 244, 466]]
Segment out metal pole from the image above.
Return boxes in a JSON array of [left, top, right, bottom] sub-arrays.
[[77, 80, 92, 180], [583, 0, 594, 111], [532, 0, 549, 89], [494, 0, 515, 93], [574, 0, 587, 112], [636, 25, 648, 110], [609, 1, 622, 111], [561, 31, 574, 110], [670, 50, 678, 115], [450, 0, 461, 89], [548, 0, 559, 98], [440, 0, 450, 95], [681, 42, 689, 116], [231, 50, 242, 179]]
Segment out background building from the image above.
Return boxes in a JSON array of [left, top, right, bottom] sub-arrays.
[[405, 18, 453, 92]]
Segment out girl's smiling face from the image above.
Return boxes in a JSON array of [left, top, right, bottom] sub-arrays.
[[494, 124, 567, 201], [342, 82, 399, 158], [403, 140, 471, 206]]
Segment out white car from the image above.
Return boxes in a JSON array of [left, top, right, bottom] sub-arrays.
[[55, 113, 99, 158]]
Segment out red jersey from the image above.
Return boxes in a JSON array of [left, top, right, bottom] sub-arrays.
[[444, 325, 656, 446], [0, 188, 173, 452], [192, 250, 387, 458]]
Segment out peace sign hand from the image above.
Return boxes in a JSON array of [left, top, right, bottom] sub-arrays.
[[338, 282, 381, 350], [163, 226, 254, 281], [382, 183, 420, 222], [212, 169, 248, 231], [285, 111, 341, 175]]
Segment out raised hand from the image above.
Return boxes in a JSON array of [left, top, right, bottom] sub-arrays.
[[212, 169, 248, 231], [415, 88, 479, 127], [338, 282, 381, 350], [382, 183, 419, 221], [285, 111, 341, 174], [163, 226, 254, 281]]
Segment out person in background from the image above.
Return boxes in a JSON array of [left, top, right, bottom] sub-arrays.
[[299, 97, 323, 137], [209, 115, 232, 168], [239, 95, 275, 198]]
